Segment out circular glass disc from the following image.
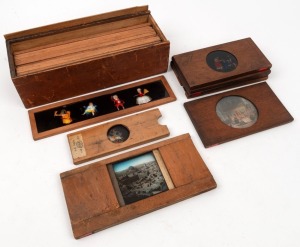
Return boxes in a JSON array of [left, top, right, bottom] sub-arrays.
[[206, 50, 238, 72], [216, 96, 258, 129], [107, 125, 130, 143]]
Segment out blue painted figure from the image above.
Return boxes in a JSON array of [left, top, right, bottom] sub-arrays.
[[82, 102, 97, 116]]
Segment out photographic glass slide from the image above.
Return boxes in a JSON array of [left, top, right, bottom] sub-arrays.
[[112, 152, 168, 205], [206, 50, 238, 72], [107, 125, 130, 143], [216, 96, 258, 129]]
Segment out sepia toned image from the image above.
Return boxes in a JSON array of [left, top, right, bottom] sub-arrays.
[[216, 96, 258, 128], [112, 152, 168, 205], [107, 125, 130, 143]]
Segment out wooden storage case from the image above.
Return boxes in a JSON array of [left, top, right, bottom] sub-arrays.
[[4, 6, 170, 108]]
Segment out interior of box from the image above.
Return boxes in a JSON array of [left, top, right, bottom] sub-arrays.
[[8, 10, 167, 77]]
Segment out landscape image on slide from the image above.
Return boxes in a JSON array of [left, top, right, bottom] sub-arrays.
[[113, 152, 168, 204]]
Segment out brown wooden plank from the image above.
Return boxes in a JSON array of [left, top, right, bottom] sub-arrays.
[[14, 26, 156, 65], [60, 134, 217, 238], [67, 109, 170, 164], [14, 23, 151, 55], [16, 35, 161, 75], [158, 136, 212, 187], [72, 177, 216, 238], [61, 165, 119, 224], [10, 15, 149, 53], [5, 6, 149, 41]]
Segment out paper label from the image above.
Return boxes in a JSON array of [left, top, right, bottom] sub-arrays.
[[69, 134, 86, 159]]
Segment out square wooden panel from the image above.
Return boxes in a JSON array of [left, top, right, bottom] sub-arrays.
[[61, 165, 119, 224], [60, 134, 217, 239], [184, 82, 294, 147]]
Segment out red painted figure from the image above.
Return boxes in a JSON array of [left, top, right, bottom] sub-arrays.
[[111, 95, 125, 110]]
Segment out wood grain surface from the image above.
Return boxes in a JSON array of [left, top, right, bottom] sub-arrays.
[[68, 108, 170, 164], [184, 82, 294, 147], [60, 134, 217, 239]]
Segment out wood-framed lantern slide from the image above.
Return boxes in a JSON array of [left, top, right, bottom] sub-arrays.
[[28, 75, 176, 140], [184, 82, 294, 147], [60, 133, 217, 239], [171, 38, 272, 98], [67, 108, 170, 165]]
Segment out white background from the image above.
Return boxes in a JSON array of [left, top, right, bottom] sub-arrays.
[[0, 1, 299, 246]]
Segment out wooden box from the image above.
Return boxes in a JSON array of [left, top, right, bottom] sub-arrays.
[[4, 6, 170, 108], [171, 38, 271, 98], [60, 134, 217, 239]]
